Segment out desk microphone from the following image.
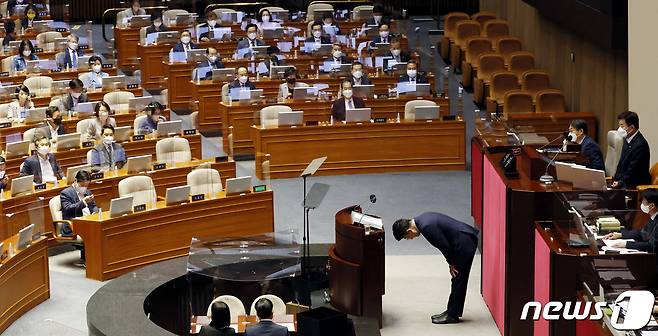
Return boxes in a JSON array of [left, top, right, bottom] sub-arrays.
[[358, 194, 377, 224], [537, 133, 568, 152], [539, 149, 562, 184]]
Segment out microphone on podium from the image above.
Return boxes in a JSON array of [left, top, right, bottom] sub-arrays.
[[358, 194, 377, 224]]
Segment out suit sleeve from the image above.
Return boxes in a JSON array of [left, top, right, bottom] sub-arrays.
[[618, 144, 650, 185], [621, 228, 642, 240], [19, 158, 33, 177], [51, 156, 64, 179], [61, 190, 86, 216], [583, 143, 605, 171], [426, 229, 456, 265]]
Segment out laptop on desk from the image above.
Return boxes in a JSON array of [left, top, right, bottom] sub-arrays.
[[110, 196, 134, 218], [165, 185, 191, 206], [225, 176, 252, 195]]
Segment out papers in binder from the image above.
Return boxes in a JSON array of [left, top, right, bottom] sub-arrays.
[[145, 32, 158, 45], [236, 47, 251, 59], [170, 51, 187, 63], [351, 211, 383, 229], [375, 56, 392, 68], [229, 88, 251, 101], [356, 41, 368, 55], [277, 41, 293, 52], [256, 62, 269, 74], [397, 82, 416, 94]]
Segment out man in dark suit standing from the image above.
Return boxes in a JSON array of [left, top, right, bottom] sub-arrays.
[[397, 60, 428, 84], [60, 170, 99, 220], [20, 135, 64, 184], [331, 80, 365, 122], [393, 212, 479, 324], [568, 119, 605, 171], [244, 298, 289, 336], [612, 111, 651, 189]]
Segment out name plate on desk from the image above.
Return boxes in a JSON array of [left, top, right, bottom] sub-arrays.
[[0, 122, 12, 128], [102, 64, 113, 69], [34, 48, 44, 53], [305, 121, 319, 127], [132, 134, 145, 141], [35, 183, 47, 190], [79, 45, 89, 50], [183, 129, 197, 135], [442, 115, 456, 121], [191, 194, 205, 202], [374, 117, 386, 123], [127, 84, 139, 89], [215, 155, 229, 163], [133, 204, 146, 212], [152, 163, 166, 170], [0, 71, 9, 77], [51, 68, 62, 73], [253, 185, 267, 193], [90, 172, 104, 180], [55, 28, 67, 33], [82, 141, 95, 148]]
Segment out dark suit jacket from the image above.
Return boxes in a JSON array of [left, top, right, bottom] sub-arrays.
[[145, 24, 167, 35], [613, 131, 651, 189], [200, 23, 223, 40], [19, 153, 64, 183], [38, 124, 67, 140], [172, 42, 198, 52], [197, 60, 225, 80], [236, 38, 266, 50], [383, 51, 411, 70], [244, 321, 289, 336], [364, 16, 391, 27], [580, 136, 605, 171], [2, 33, 15, 47], [58, 48, 86, 69], [414, 212, 479, 266], [349, 74, 372, 86], [305, 36, 331, 45], [370, 35, 395, 45], [198, 325, 236, 336], [623, 216, 658, 252], [331, 97, 366, 121], [62, 92, 90, 111], [60, 185, 99, 220], [397, 74, 429, 84], [228, 79, 256, 90]]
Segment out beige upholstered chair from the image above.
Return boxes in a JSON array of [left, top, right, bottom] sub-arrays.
[[213, 8, 236, 19], [103, 91, 135, 114], [76, 119, 96, 141], [249, 294, 287, 316], [36, 31, 63, 51], [190, 111, 199, 130], [163, 9, 189, 25], [23, 128, 41, 148], [48, 195, 83, 245], [156, 137, 192, 163], [404, 100, 437, 121], [187, 168, 222, 197], [221, 83, 230, 103], [24, 76, 53, 97], [606, 130, 624, 177], [353, 5, 374, 20], [86, 149, 94, 164], [139, 26, 149, 45], [2, 55, 15, 73], [0, 103, 10, 119], [207, 295, 246, 321], [306, 3, 333, 22], [134, 115, 147, 132], [260, 105, 292, 128], [118, 175, 157, 207], [78, 72, 92, 88]]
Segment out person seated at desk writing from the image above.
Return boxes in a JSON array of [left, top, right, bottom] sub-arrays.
[[0, 156, 10, 191], [137, 101, 167, 135], [145, 12, 167, 35], [199, 10, 223, 42], [90, 125, 126, 171], [19, 134, 64, 184], [306, 22, 331, 45], [60, 170, 99, 220], [397, 60, 428, 84], [172, 30, 197, 54], [13, 39, 38, 73], [199, 301, 236, 336], [349, 61, 371, 85], [244, 298, 289, 336], [566, 119, 604, 171], [21, 4, 38, 30], [278, 68, 307, 100], [383, 38, 412, 71], [39, 106, 66, 143], [611, 111, 651, 189], [118, 0, 146, 26], [3, 21, 16, 48], [82, 101, 116, 141], [603, 189, 658, 255], [331, 80, 365, 122], [236, 24, 266, 57], [228, 66, 256, 90], [196, 47, 224, 80], [62, 79, 89, 111], [57, 34, 85, 69], [320, 12, 341, 35], [86, 55, 109, 89], [7, 84, 34, 122]]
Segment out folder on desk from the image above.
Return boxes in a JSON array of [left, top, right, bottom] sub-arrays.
[[169, 51, 188, 63], [145, 33, 158, 45], [277, 41, 293, 52], [236, 47, 252, 59], [209, 28, 231, 41]]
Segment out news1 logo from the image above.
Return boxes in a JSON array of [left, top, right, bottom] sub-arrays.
[[520, 290, 655, 331]]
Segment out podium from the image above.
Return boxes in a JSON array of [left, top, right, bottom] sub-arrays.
[[328, 205, 385, 327]]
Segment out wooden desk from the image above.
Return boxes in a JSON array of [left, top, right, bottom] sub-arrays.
[[74, 190, 274, 281], [504, 112, 599, 143], [114, 27, 141, 70], [1, 86, 144, 108], [4, 133, 202, 179], [220, 96, 449, 155], [0, 159, 236, 241], [251, 120, 465, 179], [0, 236, 49, 334], [0, 67, 118, 86]]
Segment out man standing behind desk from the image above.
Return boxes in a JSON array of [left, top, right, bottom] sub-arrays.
[[612, 111, 651, 189], [393, 212, 479, 324], [567, 119, 604, 171]]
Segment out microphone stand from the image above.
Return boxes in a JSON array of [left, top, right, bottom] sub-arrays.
[[537, 134, 567, 152], [539, 149, 562, 184]]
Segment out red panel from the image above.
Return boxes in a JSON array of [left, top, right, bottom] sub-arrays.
[[482, 157, 507, 334], [534, 230, 551, 336], [471, 140, 484, 229], [576, 319, 605, 336]]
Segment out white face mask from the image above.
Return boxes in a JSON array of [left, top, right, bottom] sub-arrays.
[[181, 36, 191, 44], [68, 42, 78, 50], [22, 50, 31, 57], [103, 135, 114, 145], [239, 75, 248, 84], [208, 55, 217, 63], [154, 21, 162, 28], [92, 64, 102, 73], [616, 126, 627, 138], [37, 145, 50, 155], [353, 70, 363, 79], [76, 183, 87, 194], [207, 20, 216, 27], [0, 170, 5, 179], [568, 132, 578, 142], [313, 30, 322, 38], [407, 69, 417, 78], [247, 32, 257, 40], [373, 15, 382, 22], [71, 92, 82, 99], [342, 89, 353, 99], [262, 15, 270, 22], [332, 50, 342, 58], [641, 202, 651, 214], [379, 31, 389, 38], [391, 49, 401, 57]]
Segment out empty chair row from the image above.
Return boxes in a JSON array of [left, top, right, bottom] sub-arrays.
[[502, 89, 567, 115], [461, 37, 525, 87], [474, 63, 549, 105], [486, 71, 561, 113]]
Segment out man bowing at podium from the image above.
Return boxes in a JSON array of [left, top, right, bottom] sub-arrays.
[[393, 212, 479, 324]]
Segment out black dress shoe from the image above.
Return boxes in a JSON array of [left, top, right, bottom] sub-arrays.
[[432, 314, 460, 324], [431, 311, 448, 319]]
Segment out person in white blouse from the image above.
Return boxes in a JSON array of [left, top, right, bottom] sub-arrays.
[[86, 55, 109, 89], [83, 101, 116, 141], [7, 84, 34, 123], [278, 68, 308, 100]]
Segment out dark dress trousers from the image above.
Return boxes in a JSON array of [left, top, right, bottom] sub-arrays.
[[198, 325, 236, 336], [414, 212, 479, 318], [613, 131, 651, 189], [331, 97, 365, 121], [580, 135, 605, 171], [244, 320, 289, 336]]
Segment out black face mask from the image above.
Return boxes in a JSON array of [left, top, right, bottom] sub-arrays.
[[286, 77, 296, 84]]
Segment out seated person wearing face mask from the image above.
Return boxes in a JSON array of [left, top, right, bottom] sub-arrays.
[[278, 68, 308, 100], [90, 125, 126, 171], [228, 66, 256, 90], [118, 0, 146, 26], [264, 46, 285, 72], [0, 156, 10, 191], [7, 84, 34, 122], [349, 61, 372, 85], [58, 34, 85, 69], [383, 38, 412, 70], [602, 189, 658, 255], [398, 60, 428, 84], [370, 23, 393, 47], [60, 170, 99, 220], [39, 106, 66, 143], [20, 134, 64, 184], [258, 9, 281, 30], [200, 11, 222, 42], [611, 111, 651, 189], [62, 79, 89, 111], [306, 22, 331, 45], [172, 30, 198, 53], [86, 55, 109, 89], [83, 101, 117, 141], [566, 119, 605, 171], [145, 11, 167, 35], [21, 4, 38, 29], [321, 13, 341, 35], [331, 80, 366, 122], [364, 5, 391, 27], [329, 43, 349, 64], [196, 47, 224, 80], [14, 39, 39, 72], [236, 24, 266, 56], [138, 101, 167, 135]]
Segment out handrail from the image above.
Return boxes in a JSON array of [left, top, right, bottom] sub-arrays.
[[101, 6, 168, 43]]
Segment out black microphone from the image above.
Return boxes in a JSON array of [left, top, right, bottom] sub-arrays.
[[537, 133, 567, 151], [358, 194, 377, 224], [539, 149, 562, 184]]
